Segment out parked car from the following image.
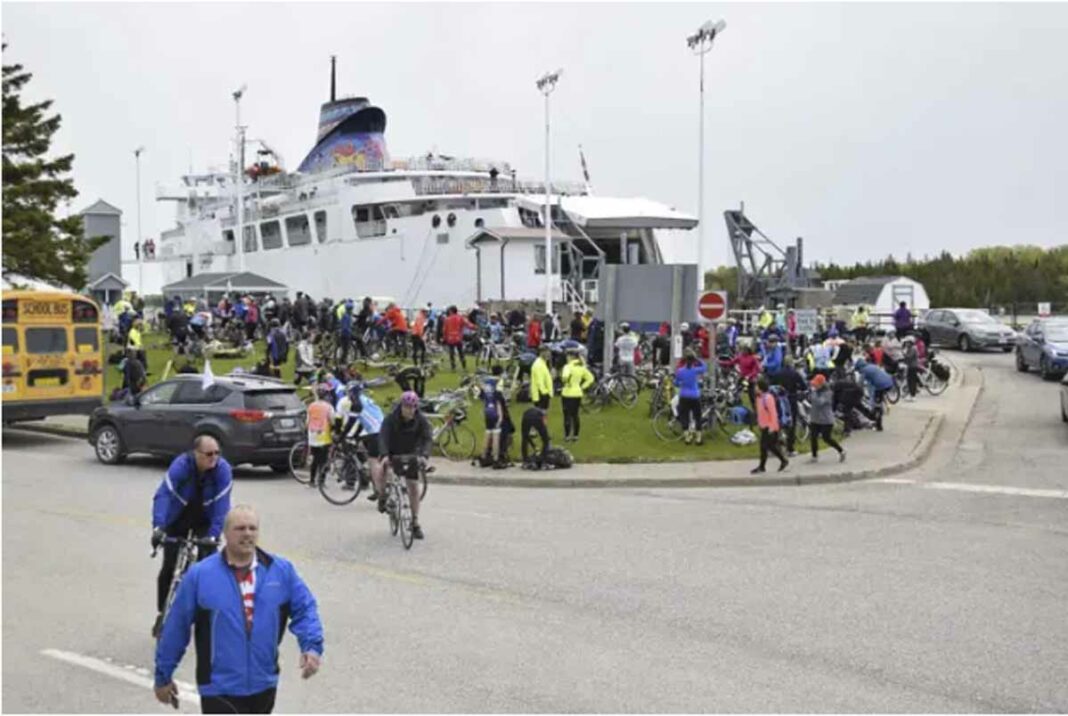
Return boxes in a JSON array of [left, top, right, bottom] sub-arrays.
[[923, 308, 1016, 352], [1015, 318, 1068, 380], [88, 374, 306, 469], [1061, 372, 1068, 423]]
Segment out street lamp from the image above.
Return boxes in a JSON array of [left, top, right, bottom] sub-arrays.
[[232, 84, 248, 272], [687, 18, 726, 290], [536, 68, 563, 315], [134, 146, 145, 295]]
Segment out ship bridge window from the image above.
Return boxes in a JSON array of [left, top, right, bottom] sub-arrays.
[[242, 226, 258, 253], [285, 214, 312, 246], [352, 205, 387, 239], [476, 198, 509, 210], [260, 220, 283, 250], [314, 210, 327, 243]]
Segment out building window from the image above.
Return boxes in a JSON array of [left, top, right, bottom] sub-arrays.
[[533, 244, 560, 275], [242, 225, 257, 253], [352, 205, 386, 239], [260, 220, 283, 250], [314, 210, 327, 243], [285, 214, 312, 246], [222, 229, 235, 244]]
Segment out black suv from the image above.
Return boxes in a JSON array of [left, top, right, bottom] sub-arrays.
[[88, 374, 306, 470]]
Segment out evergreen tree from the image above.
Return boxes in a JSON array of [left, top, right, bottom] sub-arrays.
[[2, 45, 105, 289]]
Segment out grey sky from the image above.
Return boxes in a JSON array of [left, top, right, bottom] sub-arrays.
[[5, 2, 1067, 271]]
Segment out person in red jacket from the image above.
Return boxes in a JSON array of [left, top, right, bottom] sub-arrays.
[[526, 313, 542, 350], [694, 324, 711, 360], [725, 344, 762, 425], [442, 305, 473, 371]]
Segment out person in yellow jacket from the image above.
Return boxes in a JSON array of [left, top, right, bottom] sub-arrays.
[[126, 316, 147, 371], [560, 349, 594, 442], [851, 305, 871, 343], [529, 345, 554, 411], [757, 305, 773, 331]]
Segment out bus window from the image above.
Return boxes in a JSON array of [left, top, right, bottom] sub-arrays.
[[25, 327, 68, 354], [74, 326, 100, 354], [2, 327, 17, 355], [73, 301, 99, 323], [2, 300, 16, 322]]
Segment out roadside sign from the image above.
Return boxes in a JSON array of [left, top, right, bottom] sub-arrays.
[[672, 334, 683, 360], [1038, 302, 1051, 317], [697, 291, 727, 322], [794, 308, 819, 336]]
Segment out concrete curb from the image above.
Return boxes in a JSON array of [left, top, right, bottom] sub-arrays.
[[429, 412, 945, 490], [14, 370, 977, 490]]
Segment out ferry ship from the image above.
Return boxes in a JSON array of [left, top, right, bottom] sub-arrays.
[[155, 62, 697, 312]]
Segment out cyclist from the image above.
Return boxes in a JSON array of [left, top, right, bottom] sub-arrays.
[[307, 384, 337, 487], [674, 348, 707, 445], [853, 358, 892, 430], [530, 345, 554, 410], [614, 322, 639, 377], [335, 380, 386, 493], [377, 391, 433, 539], [150, 435, 232, 637], [443, 305, 472, 371], [410, 308, 428, 366], [479, 366, 512, 464], [560, 348, 594, 443]]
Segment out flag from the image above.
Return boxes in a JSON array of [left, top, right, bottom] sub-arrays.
[[202, 359, 215, 390]]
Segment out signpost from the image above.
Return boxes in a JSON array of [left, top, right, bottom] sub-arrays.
[[697, 290, 727, 323], [794, 308, 819, 336]]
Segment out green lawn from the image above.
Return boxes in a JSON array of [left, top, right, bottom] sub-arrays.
[[118, 331, 766, 463]]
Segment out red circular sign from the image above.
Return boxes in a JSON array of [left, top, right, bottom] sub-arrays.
[[698, 291, 727, 321]]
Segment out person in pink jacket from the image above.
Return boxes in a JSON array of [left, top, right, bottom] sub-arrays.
[[751, 377, 789, 474]]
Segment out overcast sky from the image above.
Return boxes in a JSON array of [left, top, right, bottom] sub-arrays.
[[5, 1, 1067, 270]]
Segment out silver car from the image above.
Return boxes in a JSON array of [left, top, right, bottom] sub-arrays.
[[923, 308, 1016, 352]]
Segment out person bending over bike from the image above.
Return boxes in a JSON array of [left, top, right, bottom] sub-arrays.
[[377, 391, 433, 540], [335, 380, 386, 494], [150, 435, 233, 637]]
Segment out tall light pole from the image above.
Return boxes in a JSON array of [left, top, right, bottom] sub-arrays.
[[134, 146, 145, 295], [233, 84, 248, 272], [687, 19, 726, 290], [536, 68, 563, 316]]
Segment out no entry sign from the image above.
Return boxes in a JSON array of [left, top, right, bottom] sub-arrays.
[[697, 291, 728, 322]]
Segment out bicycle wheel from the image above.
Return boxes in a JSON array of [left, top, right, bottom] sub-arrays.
[[924, 369, 949, 396], [418, 466, 429, 501], [582, 387, 606, 414], [386, 483, 400, 536], [652, 405, 685, 442], [613, 376, 640, 409], [438, 422, 476, 460], [885, 383, 901, 405], [288, 441, 311, 484], [159, 548, 191, 640], [398, 484, 415, 550], [318, 454, 361, 505]]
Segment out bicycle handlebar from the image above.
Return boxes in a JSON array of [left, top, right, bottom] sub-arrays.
[[151, 536, 219, 558]]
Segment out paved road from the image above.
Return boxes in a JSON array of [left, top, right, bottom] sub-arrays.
[[3, 351, 1066, 713]]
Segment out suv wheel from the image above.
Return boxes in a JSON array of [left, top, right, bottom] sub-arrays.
[[1016, 350, 1028, 373], [958, 335, 972, 352], [93, 424, 127, 465], [1040, 355, 1052, 381]]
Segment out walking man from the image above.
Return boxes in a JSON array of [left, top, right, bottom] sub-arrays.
[[154, 505, 323, 714]]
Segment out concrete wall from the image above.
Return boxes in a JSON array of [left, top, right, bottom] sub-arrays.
[[83, 213, 121, 283]]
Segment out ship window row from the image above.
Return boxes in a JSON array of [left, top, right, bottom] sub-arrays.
[[222, 210, 329, 251]]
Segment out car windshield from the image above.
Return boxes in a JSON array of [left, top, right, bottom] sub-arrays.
[[956, 310, 999, 325], [245, 389, 304, 411], [1044, 324, 1068, 342]]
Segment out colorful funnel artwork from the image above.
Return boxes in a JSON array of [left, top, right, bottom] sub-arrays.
[[297, 97, 389, 174]]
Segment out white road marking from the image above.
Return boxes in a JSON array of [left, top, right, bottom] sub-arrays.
[[874, 478, 1068, 500], [41, 649, 201, 709]]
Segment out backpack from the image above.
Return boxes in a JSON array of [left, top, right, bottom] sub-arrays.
[[543, 447, 573, 469], [931, 359, 950, 382], [769, 385, 793, 428]]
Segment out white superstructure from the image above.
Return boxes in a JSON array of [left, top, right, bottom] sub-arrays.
[[154, 74, 697, 309]]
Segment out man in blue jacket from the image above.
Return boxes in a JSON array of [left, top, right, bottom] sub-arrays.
[[854, 358, 894, 431], [155, 504, 324, 714], [151, 435, 233, 638]]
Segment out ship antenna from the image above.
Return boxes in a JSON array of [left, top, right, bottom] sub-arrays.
[[330, 55, 336, 102]]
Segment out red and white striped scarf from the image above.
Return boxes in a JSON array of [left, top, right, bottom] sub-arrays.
[[230, 554, 257, 631]]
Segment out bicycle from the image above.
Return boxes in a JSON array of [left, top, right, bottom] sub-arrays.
[[425, 393, 477, 460], [151, 534, 219, 639], [582, 368, 640, 413], [318, 439, 372, 505], [382, 454, 431, 550]]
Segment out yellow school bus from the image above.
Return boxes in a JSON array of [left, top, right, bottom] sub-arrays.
[[2, 290, 105, 422]]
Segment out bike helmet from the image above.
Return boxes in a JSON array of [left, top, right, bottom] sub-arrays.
[[400, 390, 420, 408], [347, 381, 363, 402], [680, 322, 690, 332], [619, 322, 630, 332], [854, 358, 867, 369]]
